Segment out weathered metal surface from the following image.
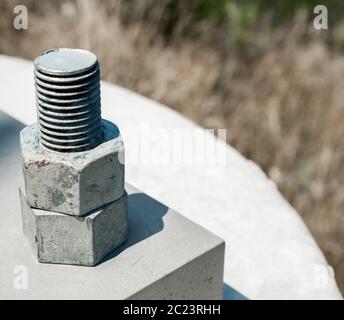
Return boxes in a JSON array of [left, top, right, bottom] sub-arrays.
[[20, 188, 128, 267], [20, 119, 125, 216]]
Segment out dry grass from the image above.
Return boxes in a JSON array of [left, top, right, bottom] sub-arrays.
[[0, 0, 343, 293]]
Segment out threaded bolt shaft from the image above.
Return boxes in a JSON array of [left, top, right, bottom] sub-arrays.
[[34, 48, 103, 152]]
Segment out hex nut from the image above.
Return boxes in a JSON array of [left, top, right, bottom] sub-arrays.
[[20, 188, 128, 266], [20, 120, 125, 216]]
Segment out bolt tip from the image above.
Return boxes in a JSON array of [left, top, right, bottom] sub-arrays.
[[35, 48, 98, 76]]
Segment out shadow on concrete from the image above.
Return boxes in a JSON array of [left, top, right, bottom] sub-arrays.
[[99, 192, 168, 264], [0, 111, 24, 165], [223, 283, 249, 300]]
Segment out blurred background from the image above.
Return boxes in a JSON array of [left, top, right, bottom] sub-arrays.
[[0, 0, 343, 293]]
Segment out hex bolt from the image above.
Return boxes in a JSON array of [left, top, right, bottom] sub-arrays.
[[20, 48, 127, 265], [34, 48, 103, 152]]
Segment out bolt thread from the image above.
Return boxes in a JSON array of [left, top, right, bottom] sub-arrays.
[[35, 51, 102, 152]]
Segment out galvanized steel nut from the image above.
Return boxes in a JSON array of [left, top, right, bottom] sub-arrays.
[[20, 120, 125, 216], [20, 188, 128, 266]]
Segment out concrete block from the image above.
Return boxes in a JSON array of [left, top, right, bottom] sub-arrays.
[[2, 184, 225, 299], [20, 120, 125, 216], [19, 188, 128, 267]]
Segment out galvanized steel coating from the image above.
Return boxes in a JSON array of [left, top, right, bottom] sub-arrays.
[[34, 48, 102, 152]]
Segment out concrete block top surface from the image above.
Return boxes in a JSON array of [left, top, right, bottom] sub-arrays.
[[1, 180, 223, 299], [0, 55, 342, 300]]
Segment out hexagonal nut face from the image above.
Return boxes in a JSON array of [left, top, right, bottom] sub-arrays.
[[20, 120, 125, 216], [20, 188, 128, 266]]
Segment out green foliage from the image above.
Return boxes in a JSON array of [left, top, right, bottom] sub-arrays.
[[152, 0, 344, 27], [297, 157, 318, 188], [124, 0, 344, 49], [145, 0, 344, 49]]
